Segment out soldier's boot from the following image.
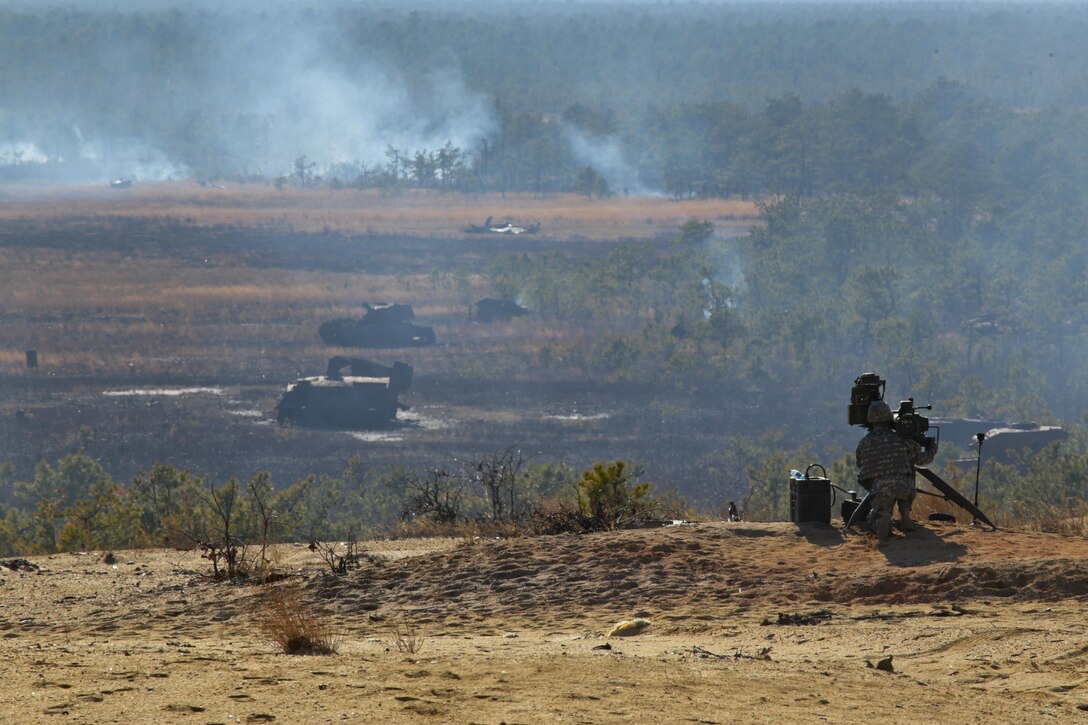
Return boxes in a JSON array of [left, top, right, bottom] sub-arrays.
[[875, 515, 893, 546], [865, 510, 881, 534], [895, 499, 919, 532]]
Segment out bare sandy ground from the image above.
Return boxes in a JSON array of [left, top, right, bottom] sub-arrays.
[[2, 522, 1088, 724]]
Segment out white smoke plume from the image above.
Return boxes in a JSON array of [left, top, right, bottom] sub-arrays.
[[0, 7, 496, 184], [564, 128, 654, 196]]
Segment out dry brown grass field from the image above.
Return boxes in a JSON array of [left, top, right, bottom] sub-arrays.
[[0, 183, 758, 238]]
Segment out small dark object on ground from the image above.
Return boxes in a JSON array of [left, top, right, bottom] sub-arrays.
[[690, 645, 728, 659], [592, 642, 612, 651], [102, 551, 117, 564], [733, 646, 773, 661], [852, 606, 967, 621], [474, 298, 530, 323], [763, 610, 833, 626], [867, 655, 895, 672], [0, 558, 40, 572], [928, 512, 957, 522], [464, 216, 539, 234], [309, 533, 379, 574]]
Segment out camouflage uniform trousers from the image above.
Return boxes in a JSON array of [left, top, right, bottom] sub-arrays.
[[866, 474, 915, 536]]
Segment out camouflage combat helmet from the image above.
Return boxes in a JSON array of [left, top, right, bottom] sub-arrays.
[[867, 400, 893, 425]]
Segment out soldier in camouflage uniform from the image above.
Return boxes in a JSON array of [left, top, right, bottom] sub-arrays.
[[855, 400, 936, 544]]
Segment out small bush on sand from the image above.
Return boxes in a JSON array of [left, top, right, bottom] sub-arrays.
[[529, 460, 661, 535], [255, 587, 340, 655], [309, 532, 387, 573], [391, 619, 424, 654]]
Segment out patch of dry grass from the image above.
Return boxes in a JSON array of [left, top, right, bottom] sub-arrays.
[[914, 483, 1088, 535], [0, 184, 759, 238], [913, 485, 964, 522], [390, 619, 424, 655], [1021, 501, 1088, 536], [0, 249, 426, 315], [254, 587, 341, 656]]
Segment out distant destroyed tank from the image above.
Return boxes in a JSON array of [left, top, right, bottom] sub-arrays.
[[980, 423, 1067, 464], [275, 356, 413, 429], [929, 417, 1007, 446], [474, 298, 530, 323], [464, 215, 540, 235], [947, 420, 1068, 470], [319, 302, 436, 348]]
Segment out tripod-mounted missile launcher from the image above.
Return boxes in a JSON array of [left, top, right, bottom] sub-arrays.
[[846, 373, 995, 529]]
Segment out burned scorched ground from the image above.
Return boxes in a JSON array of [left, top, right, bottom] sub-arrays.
[[0, 187, 759, 500]]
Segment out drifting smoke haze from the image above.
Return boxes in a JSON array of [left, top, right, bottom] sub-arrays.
[[565, 129, 651, 197], [8, 2, 1088, 193], [0, 6, 496, 184]]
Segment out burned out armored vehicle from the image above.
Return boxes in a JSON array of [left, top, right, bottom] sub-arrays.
[[474, 298, 530, 323], [464, 216, 540, 234], [319, 303, 436, 348], [275, 356, 412, 429]]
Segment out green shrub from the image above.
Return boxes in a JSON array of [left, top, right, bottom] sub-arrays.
[[576, 461, 654, 529]]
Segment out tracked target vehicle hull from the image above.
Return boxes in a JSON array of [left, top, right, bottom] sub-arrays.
[[275, 357, 412, 429], [319, 302, 436, 348], [474, 298, 530, 323], [318, 318, 436, 347]]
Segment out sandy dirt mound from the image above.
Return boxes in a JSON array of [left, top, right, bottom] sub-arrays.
[[4, 523, 1088, 724], [313, 522, 1088, 630]]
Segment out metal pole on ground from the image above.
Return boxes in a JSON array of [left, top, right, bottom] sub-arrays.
[[973, 432, 986, 525]]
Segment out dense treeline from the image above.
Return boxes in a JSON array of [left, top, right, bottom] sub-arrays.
[[0, 453, 676, 558], [267, 81, 1088, 203], [324, 81, 1088, 200], [4, 431, 1088, 556]]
